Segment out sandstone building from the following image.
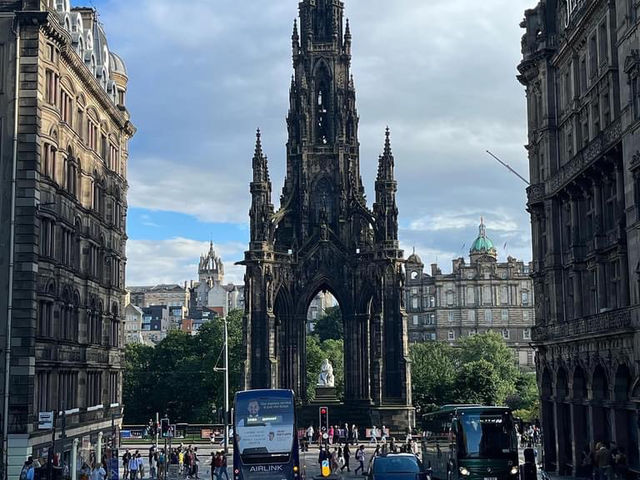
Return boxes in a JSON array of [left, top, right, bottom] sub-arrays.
[[405, 220, 536, 369], [0, 0, 134, 476], [519, 0, 640, 472]]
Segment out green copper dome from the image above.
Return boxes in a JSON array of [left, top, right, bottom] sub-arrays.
[[470, 218, 497, 257]]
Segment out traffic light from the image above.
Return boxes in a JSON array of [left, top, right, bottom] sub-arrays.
[[161, 418, 170, 437], [319, 406, 329, 435]]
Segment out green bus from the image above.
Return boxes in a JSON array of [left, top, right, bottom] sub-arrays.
[[421, 405, 519, 480]]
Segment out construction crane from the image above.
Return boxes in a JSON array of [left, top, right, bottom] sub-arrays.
[[486, 150, 530, 186]]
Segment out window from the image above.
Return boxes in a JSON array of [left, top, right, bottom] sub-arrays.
[[60, 89, 72, 125], [501, 286, 509, 304], [412, 315, 419, 326], [45, 69, 59, 106], [429, 296, 435, 308], [40, 218, 55, 258], [501, 309, 509, 322], [485, 309, 493, 324], [466, 287, 475, 305], [36, 371, 50, 412], [526, 350, 534, 366], [599, 22, 608, 66], [468, 310, 476, 322], [87, 120, 98, 150], [37, 300, 54, 337], [521, 291, 529, 306], [448, 311, 455, 323], [87, 371, 102, 407], [502, 329, 510, 339], [411, 298, 418, 309], [482, 286, 492, 304], [592, 101, 600, 136], [448, 330, 455, 341], [77, 108, 85, 140], [109, 372, 119, 404], [58, 371, 78, 411], [42, 143, 56, 179], [580, 57, 587, 94], [523, 328, 531, 340], [523, 311, 530, 322], [446, 291, 454, 306], [109, 143, 119, 173]]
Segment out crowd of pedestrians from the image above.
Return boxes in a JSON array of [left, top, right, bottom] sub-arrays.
[[578, 441, 629, 480], [123, 444, 202, 479]]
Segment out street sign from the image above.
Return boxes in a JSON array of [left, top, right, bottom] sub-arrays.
[[38, 411, 54, 430]]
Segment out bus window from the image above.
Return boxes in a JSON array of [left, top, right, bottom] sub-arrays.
[[457, 412, 517, 459]]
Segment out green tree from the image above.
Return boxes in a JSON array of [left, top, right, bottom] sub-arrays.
[[453, 359, 501, 405], [122, 309, 245, 424], [410, 342, 456, 413], [455, 332, 519, 403], [314, 306, 343, 342], [306, 336, 325, 401]]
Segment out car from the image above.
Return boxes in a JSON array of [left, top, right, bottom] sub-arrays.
[[368, 453, 429, 480]]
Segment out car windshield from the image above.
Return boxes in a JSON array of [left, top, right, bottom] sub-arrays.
[[373, 457, 420, 474], [457, 411, 517, 459]]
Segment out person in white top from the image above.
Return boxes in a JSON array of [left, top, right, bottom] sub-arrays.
[[128, 456, 138, 479], [90, 463, 106, 480]]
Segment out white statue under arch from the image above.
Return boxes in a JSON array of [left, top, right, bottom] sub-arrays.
[[317, 358, 335, 387]]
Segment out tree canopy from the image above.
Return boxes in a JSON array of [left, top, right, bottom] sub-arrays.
[[123, 309, 244, 424], [410, 332, 538, 420], [314, 306, 343, 342]]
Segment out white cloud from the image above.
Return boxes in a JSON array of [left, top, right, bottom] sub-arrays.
[[126, 238, 246, 287], [95, 0, 536, 284]]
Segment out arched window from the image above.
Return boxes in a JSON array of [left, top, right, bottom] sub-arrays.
[[73, 219, 82, 271], [42, 143, 56, 179]]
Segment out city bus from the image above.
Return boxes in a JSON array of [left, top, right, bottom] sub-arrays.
[[233, 389, 302, 480], [421, 405, 519, 480]]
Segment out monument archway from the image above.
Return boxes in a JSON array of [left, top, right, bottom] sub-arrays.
[[240, 0, 413, 429]]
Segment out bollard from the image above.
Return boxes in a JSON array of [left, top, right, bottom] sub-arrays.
[[71, 438, 79, 480], [97, 431, 103, 466]]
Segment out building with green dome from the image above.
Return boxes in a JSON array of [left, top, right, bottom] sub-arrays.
[[405, 219, 535, 370]]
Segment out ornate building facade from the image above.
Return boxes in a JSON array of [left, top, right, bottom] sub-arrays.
[[405, 220, 536, 370], [519, 0, 640, 473], [0, 0, 134, 476], [241, 0, 413, 428]]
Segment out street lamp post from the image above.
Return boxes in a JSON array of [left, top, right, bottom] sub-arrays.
[[215, 315, 230, 455]]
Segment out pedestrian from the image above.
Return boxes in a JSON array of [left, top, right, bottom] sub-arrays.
[[193, 447, 200, 479], [328, 425, 334, 445], [123, 450, 131, 479], [381, 425, 388, 444], [128, 455, 138, 480], [90, 462, 106, 480], [596, 442, 610, 480], [354, 445, 365, 475], [614, 447, 628, 479], [219, 452, 229, 480], [158, 449, 166, 479], [136, 452, 144, 479], [149, 451, 157, 479], [330, 448, 339, 473], [370, 425, 378, 445], [352, 424, 359, 443], [341, 443, 351, 472], [307, 425, 315, 445], [19, 456, 33, 480]]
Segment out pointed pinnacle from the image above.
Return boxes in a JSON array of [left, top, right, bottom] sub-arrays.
[[345, 18, 351, 37], [292, 18, 299, 38], [254, 128, 263, 157], [384, 126, 392, 156]]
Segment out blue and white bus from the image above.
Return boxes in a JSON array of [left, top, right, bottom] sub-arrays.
[[233, 389, 302, 480]]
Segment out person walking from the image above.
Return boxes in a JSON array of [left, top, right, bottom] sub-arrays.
[[352, 425, 359, 444], [136, 452, 144, 479], [158, 449, 166, 479], [354, 445, 366, 475], [369, 425, 378, 445], [90, 462, 106, 480], [128, 455, 138, 480], [219, 452, 229, 480], [381, 425, 388, 444], [341, 443, 351, 472], [19, 457, 34, 480], [306, 425, 315, 445], [123, 450, 131, 479]]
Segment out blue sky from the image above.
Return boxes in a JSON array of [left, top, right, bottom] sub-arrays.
[[88, 0, 536, 286]]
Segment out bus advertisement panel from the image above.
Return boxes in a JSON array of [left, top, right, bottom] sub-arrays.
[[233, 390, 301, 480]]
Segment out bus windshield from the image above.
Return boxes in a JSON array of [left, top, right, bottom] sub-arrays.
[[457, 411, 517, 459], [235, 392, 295, 458]]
